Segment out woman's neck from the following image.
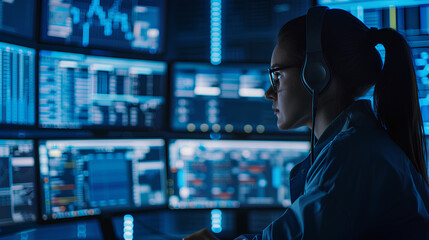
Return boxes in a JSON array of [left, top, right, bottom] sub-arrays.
[[313, 98, 353, 139]]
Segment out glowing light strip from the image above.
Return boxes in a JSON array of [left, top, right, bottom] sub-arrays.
[[123, 214, 134, 240], [389, 5, 397, 30], [210, 0, 222, 65], [211, 209, 223, 233]]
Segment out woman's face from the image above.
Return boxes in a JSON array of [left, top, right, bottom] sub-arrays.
[[265, 42, 312, 130]]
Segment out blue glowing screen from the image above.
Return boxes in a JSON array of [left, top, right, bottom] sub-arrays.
[[0, 140, 36, 227], [39, 139, 167, 220], [171, 62, 306, 134], [0, 42, 35, 126], [39, 50, 167, 129], [0, 0, 34, 38], [41, 0, 165, 54], [168, 139, 310, 209], [414, 48, 429, 133], [319, 0, 429, 35]]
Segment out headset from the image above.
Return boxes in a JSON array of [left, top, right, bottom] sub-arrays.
[[301, 6, 331, 164]]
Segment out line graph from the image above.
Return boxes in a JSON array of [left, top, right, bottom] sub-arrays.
[[43, 0, 164, 54]]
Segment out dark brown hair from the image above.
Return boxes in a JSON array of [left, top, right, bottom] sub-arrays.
[[278, 9, 428, 183]]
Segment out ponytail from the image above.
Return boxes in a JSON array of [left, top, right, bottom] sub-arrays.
[[372, 28, 428, 183]]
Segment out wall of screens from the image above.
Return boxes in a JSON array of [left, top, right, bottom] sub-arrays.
[[3, 0, 429, 239]]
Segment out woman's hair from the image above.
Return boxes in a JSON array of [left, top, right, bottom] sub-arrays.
[[278, 9, 428, 183]]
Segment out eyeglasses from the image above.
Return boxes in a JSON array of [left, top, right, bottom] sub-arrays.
[[268, 66, 298, 94]]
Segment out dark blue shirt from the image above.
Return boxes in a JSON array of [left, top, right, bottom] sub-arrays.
[[235, 100, 429, 240]]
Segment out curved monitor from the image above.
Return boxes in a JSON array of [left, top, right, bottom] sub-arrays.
[[0, 140, 36, 235], [39, 139, 167, 221], [168, 139, 310, 209], [41, 0, 165, 54], [39, 50, 167, 130]]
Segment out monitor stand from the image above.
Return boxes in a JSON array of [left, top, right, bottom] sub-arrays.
[[98, 216, 119, 240]]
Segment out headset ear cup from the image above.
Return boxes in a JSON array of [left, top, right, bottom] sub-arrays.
[[302, 6, 331, 165], [302, 6, 331, 95]]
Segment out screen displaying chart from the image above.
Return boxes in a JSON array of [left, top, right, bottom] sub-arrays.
[[168, 139, 310, 209], [39, 50, 167, 129], [39, 139, 167, 220], [0, 0, 34, 38], [41, 0, 165, 54], [0, 42, 35, 126], [0, 140, 36, 227], [171, 62, 306, 134]]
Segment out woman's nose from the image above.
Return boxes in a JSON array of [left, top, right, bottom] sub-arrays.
[[265, 85, 276, 100]]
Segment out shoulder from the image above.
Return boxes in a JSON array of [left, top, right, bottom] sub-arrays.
[[309, 125, 409, 186], [330, 125, 408, 162]]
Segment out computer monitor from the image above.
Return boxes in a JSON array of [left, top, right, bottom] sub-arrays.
[[39, 50, 167, 129], [39, 139, 167, 221], [0, 140, 37, 234], [168, 139, 310, 209], [318, 0, 429, 35], [0, 42, 35, 126], [41, 0, 165, 54], [0, 0, 34, 38], [171, 62, 305, 134], [414, 47, 429, 133]]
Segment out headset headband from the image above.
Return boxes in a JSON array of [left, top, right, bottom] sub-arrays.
[[302, 6, 330, 95]]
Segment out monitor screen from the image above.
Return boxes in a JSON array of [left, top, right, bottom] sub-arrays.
[[171, 62, 304, 134], [0, 140, 36, 228], [0, 0, 34, 38], [39, 50, 167, 129], [168, 139, 310, 209], [39, 139, 167, 221], [41, 0, 165, 54], [414, 47, 429, 133], [318, 0, 429, 35], [0, 42, 35, 126]]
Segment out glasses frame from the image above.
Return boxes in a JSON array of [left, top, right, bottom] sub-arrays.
[[268, 66, 298, 94]]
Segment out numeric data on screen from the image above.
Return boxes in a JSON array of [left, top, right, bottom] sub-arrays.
[[168, 140, 310, 209], [39, 139, 167, 220], [0, 42, 35, 126], [0, 140, 36, 226], [39, 50, 167, 129]]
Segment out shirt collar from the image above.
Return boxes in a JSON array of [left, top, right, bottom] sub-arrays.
[[313, 100, 376, 158]]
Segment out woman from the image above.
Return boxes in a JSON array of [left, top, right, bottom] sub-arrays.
[[184, 8, 429, 240]]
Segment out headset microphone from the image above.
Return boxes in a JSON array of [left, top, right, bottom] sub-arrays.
[[302, 6, 331, 164]]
